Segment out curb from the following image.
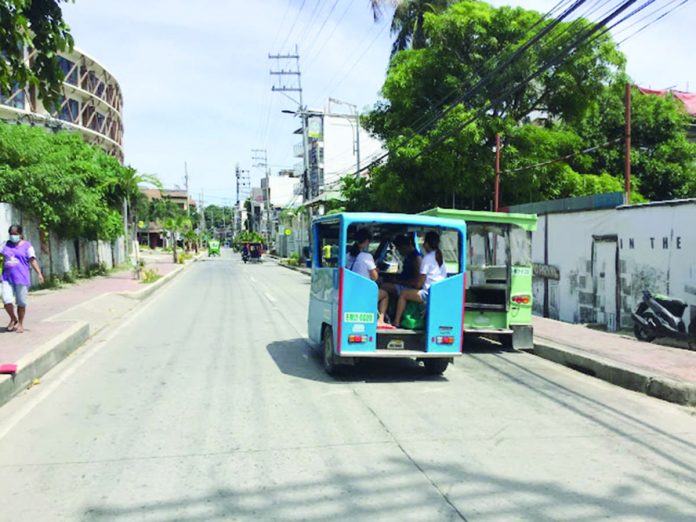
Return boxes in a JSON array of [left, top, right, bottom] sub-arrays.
[[118, 256, 200, 300], [533, 339, 696, 407], [0, 256, 200, 408], [0, 321, 89, 408], [274, 259, 311, 277]]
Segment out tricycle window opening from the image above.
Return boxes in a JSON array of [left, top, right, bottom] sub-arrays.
[[315, 222, 341, 268], [344, 223, 463, 276], [510, 226, 532, 266]]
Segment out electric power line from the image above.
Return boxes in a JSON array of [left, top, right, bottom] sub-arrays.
[[316, 20, 390, 104], [302, 0, 343, 66], [304, 0, 353, 68], [278, 0, 308, 53], [502, 138, 622, 174], [617, 0, 692, 45]]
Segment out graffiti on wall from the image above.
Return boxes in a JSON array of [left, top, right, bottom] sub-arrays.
[[533, 203, 695, 330]]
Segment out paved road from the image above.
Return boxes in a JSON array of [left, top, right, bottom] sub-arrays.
[[1, 252, 695, 521]]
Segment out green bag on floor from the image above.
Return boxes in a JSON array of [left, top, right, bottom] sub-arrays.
[[401, 301, 426, 330]]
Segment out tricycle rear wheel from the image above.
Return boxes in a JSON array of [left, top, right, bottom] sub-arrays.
[[423, 358, 449, 375], [323, 326, 338, 376]]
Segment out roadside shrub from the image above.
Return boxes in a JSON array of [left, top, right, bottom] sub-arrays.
[[61, 268, 79, 284], [141, 268, 160, 283], [35, 275, 63, 291], [286, 252, 301, 267], [85, 262, 108, 277]]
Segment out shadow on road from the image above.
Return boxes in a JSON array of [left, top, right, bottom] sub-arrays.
[[80, 455, 696, 521], [462, 334, 521, 354], [266, 338, 449, 384], [477, 353, 696, 479]]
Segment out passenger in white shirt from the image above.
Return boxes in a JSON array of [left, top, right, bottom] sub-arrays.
[[393, 231, 446, 328], [346, 228, 389, 326]]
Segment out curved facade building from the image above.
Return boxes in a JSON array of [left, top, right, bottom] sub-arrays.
[[0, 47, 124, 162]]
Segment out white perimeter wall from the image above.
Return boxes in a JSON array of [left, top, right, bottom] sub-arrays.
[[532, 202, 696, 330]]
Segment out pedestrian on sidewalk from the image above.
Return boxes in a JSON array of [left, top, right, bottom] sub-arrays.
[[2, 225, 44, 333]]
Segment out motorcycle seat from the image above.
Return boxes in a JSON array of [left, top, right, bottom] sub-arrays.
[[655, 296, 688, 316]]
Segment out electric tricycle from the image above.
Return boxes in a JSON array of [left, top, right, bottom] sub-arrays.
[[421, 208, 537, 349], [208, 239, 221, 257], [308, 212, 467, 376]]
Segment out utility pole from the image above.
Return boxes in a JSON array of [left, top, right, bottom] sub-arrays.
[[270, 45, 312, 258], [199, 190, 206, 234], [329, 97, 361, 174], [269, 46, 311, 201], [235, 163, 250, 235], [184, 161, 190, 216], [252, 148, 272, 242], [624, 82, 632, 206], [494, 133, 501, 212]]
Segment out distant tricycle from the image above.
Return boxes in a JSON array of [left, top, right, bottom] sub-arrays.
[[208, 239, 221, 257]]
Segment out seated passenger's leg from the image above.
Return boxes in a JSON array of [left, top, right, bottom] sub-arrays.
[[394, 288, 423, 327], [378, 288, 389, 326]]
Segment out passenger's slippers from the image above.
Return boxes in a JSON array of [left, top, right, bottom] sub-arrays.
[[378, 324, 397, 330]]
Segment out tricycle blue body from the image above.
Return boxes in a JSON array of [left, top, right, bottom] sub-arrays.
[[308, 212, 467, 375]]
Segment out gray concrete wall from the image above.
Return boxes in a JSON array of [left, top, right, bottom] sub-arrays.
[[0, 202, 127, 284], [531, 201, 696, 331]]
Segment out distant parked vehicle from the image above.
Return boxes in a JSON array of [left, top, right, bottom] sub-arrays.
[[632, 290, 695, 349], [421, 208, 537, 349]]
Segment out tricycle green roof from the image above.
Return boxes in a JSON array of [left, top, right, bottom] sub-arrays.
[[420, 207, 538, 232]]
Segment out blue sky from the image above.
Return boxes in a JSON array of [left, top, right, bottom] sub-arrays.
[[61, 0, 696, 206]]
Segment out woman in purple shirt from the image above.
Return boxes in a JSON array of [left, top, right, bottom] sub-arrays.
[[2, 225, 44, 333]]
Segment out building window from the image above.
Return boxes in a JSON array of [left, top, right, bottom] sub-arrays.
[[0, 85, 25, 109], [58, 97, 79, 123], [82, 105, 94, 127], [58, 57, 78, 85], [95, 80, 105, 99], [94, 111, 105, 131]]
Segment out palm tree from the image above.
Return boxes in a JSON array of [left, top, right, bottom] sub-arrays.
[[370, 0, 454, 55], [119, 167, 162, 253], [163, 212, 192, 263]]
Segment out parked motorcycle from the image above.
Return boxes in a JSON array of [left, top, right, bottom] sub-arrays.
[[632, 290, 695, 349], [242, 252, 249, 264]]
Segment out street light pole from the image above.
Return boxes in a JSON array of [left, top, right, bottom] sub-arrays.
[[329, 97, 360, 174]]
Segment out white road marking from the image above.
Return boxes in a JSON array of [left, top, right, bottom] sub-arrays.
[[250, 276, 257, 283], [263, 291, 277, 303]]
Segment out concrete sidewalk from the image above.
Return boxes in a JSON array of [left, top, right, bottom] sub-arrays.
[[0, 250, 194, 407], [533, 316, 696, 407]]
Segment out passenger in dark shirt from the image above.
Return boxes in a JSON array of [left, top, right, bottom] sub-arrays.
[[378, 235, 422, 324]]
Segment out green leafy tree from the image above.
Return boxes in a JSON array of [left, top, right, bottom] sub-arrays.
[[203, 204, 233, 235], [0, 122, 128, 239], [0, 0, 74, 109], [356, 1, 696, 212]]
